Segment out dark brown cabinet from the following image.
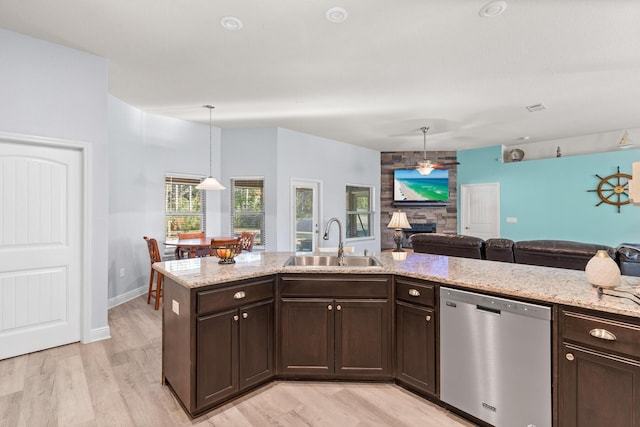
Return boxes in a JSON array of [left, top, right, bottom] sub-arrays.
[[196, 299, 274, 409], [278, 275, 392, 380], [163, 275, 275, 417], [394, 278, 437, 396], [559, 308, 640, 427]]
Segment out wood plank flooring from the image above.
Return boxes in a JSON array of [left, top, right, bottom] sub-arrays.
[[0, 296, 476, 426]]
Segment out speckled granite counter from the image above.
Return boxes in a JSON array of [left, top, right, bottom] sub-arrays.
[[153, 251, 640, 318]]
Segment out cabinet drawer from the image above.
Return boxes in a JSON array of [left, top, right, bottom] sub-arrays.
[[197, 277, 274, 315], [562, 310, 640, 358], [280, 275, 391, 298], [395, 278, 435, 307]]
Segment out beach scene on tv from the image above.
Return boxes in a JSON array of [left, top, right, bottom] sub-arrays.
[[394, 169, 449, 201]]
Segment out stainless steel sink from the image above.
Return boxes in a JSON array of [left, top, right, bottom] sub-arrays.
[[283, 255, 382, 267]]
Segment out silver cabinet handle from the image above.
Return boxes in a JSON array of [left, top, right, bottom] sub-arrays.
[[589, 328, 617, 341], [242, 312, 248, 319], [328, 304, 333, 311], [337, 305, 342, 311], [425, 315, 431, 321], [233, 315, 239, 322], [566, 353, 574, 361], [408, 289, 421, 297], [233, 291, 246, 299]]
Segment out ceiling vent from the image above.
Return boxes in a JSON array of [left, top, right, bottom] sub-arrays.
[[526, 103, 547, 113]]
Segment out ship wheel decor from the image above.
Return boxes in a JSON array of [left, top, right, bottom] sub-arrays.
[[587, 166, 632, 213]]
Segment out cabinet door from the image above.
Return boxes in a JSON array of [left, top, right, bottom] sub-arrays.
[[561, 342, 640, 427], [335, 299, 390, 378], [196, 308, 239, 409], [280, 298, 334, 376], [396, 301, 436, 395], [239, 299, 274, 390]]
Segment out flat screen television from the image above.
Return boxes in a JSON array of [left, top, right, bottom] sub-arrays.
[[393, 169, 449, 205]]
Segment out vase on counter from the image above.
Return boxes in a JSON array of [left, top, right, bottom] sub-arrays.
[[585, 250, 621, 289]]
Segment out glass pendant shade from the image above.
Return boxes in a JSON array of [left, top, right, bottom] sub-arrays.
[[196, 176, 225, 190], [198, 104, 225, 191]]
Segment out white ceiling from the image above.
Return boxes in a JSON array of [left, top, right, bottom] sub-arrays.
[[1, 0, 640, 152]]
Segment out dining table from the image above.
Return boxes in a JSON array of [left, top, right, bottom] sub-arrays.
[[165, 236, 238, 259]]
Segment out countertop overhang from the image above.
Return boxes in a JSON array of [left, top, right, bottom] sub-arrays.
[[153, 252, 640, 319]]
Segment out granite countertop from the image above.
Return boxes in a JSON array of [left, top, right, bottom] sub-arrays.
[[153, 251, 640, 319]]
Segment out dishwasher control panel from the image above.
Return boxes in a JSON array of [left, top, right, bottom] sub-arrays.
[[441, 287, 551, 320]]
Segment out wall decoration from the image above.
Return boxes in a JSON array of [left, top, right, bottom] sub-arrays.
[[587, 166, 631, 213]]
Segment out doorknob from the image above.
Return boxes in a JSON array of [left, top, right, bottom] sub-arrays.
[[464, 226, 470, 229]]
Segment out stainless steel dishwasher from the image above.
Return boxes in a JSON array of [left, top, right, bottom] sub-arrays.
[[440, 287, 551, 427]]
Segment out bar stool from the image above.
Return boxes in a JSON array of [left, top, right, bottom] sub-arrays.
[[144, 236, 163, 310]]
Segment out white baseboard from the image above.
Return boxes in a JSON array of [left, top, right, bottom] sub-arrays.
[[83, 326, 111, 343], [108, 285, 147, 309]]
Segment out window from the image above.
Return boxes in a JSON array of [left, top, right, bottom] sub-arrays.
[[230, 178, 265, 247], [346, 185, 374, 239], [165, 175, 206, 240]]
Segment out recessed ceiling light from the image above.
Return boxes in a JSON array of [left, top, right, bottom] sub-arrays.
[[326, 7, 348, 23], [220, 16, 243, 31], [479, 1, 507, 17]]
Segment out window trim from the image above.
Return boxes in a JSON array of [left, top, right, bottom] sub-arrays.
[[345, 183, 375, 241], [229, 176, 266, 250], [164, 173, 207, 255]]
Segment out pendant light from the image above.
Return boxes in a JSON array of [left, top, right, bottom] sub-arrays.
[[416, 126, 435, 175], [196, 105, 225, 191]]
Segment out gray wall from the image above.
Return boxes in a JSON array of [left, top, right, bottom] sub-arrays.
[[108, 96, 223, 303], [276, 128, 381, 254], [0, 28, 110, 339]]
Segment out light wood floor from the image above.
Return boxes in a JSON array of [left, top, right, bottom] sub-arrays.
[[0, 296, 477, 427]]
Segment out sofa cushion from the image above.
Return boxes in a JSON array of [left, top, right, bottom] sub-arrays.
[[485, 238, 515, 263], [514, 240, 616, 271], [410, 233, 485, 260], [617, 244, 640, 277]]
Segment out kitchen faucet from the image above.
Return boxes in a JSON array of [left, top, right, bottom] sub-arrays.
[[323, 217, 344, 266]]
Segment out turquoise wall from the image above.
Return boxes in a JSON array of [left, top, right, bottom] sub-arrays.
[[457, 145, 640, 247]]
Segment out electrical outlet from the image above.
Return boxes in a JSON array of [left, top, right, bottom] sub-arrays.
[[506, 217, 517, 223], [172, 300, 179, 315], [119, 267, 125, 277]]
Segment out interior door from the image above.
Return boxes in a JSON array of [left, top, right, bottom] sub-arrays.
[[460, 183, 500, 239], [0, 139, 82, 360], [291, 180, 320, 252]]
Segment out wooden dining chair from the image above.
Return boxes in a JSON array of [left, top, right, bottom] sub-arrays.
[[176, 231, 207, 258], [239, 232, 255, 252], [144, 236, 163, 310]]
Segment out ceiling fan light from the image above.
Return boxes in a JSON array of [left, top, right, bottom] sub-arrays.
[[196, 176, 226, 190], [416, 161, 434, 175]]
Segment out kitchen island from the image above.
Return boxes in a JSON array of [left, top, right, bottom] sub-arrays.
[[154, 252, 640, 425]]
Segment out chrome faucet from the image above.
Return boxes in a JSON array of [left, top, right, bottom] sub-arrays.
[[323, 217, 344, 265]]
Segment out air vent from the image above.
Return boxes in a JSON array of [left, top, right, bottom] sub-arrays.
[[526, 103, 547, 113]]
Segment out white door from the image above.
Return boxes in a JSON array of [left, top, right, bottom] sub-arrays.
[[0, 140, 82, 360], [291, 180, 320, 252], [460, 183, 500, 239]]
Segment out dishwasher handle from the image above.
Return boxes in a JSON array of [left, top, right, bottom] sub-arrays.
[[476, 305, 501, 315]]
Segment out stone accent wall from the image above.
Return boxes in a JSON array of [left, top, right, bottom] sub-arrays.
[[380, 151, 458, 249]]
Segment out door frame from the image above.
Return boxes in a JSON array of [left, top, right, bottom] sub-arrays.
[[459, 182, 500, 238], [290, 179, 322, 252], [0, 131, 92, 344]]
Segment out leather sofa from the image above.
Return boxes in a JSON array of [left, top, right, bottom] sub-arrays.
[[410, 233, 639, 276], [410, 233, 485, 259]]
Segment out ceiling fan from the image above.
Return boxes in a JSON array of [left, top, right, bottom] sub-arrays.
[[416, 126, 460, 175]]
